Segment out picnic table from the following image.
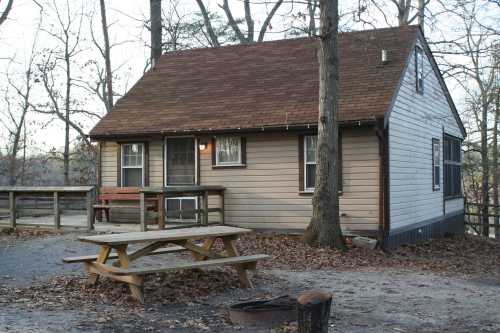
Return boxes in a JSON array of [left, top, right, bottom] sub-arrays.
[[64, 226, 269, 303]]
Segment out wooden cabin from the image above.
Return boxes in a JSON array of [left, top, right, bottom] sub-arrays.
[[88, 26, 466, 250]]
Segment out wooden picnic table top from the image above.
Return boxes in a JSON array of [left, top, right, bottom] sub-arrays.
[[78, 225, 251, 246], [0, 186, 94, 193]]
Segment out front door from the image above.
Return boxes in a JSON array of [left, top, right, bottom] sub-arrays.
[[165, 137, 197, 222]]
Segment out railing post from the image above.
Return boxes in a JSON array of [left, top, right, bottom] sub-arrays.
[[140, 192, 147, 232], [203, 190, 209, 225], [220, 190, 225, 225], [86, 188, 95, 231], [9, 191, 16, 229], [54, 191, 60, 230]]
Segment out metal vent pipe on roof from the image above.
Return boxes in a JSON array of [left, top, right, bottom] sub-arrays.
[[381, 49, 388, 64]]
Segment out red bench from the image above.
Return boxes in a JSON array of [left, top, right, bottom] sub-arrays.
[[94, 187, 164, 224]]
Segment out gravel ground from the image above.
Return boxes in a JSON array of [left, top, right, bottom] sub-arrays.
[[0, 232, 499, 332]]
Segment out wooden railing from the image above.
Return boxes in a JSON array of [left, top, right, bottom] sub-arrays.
[[0, 186, 96, 231], [464, 201, 500, 238]]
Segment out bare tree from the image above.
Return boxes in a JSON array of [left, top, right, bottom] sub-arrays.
[[0, 0, 14, 27], [195, 0, 284, 44], [34, 0, 88, 185], [303, 0, 346, 250], [99, 0, 113, 113]]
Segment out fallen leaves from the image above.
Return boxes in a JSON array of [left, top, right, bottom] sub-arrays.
[[235, 233, 500, 277]]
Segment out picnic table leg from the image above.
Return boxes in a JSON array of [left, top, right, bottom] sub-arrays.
[[87, 245, 111, 285], [116, 245, 144, 303], [191, 237, 216, 261], [222, 237, 252, 288]]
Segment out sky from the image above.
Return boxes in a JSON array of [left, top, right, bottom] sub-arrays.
[[0, 0, 498, 154]]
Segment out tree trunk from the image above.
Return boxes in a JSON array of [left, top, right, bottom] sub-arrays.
[[297, 290, 332, 333], [481, 103, 489, 237], [417, 0, 425, 32], [64, 39, 71, 186], [303, 0, 346, 250], [99, 0, 113, 113], [307, 0, 317, 37], [150, 0, 162, 66], [494, 90, 500, 239], [195, 0, 220, 47]]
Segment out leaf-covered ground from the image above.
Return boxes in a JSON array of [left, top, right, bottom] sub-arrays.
[[0, 230, 499, 332], [236, 233, 500, 277]]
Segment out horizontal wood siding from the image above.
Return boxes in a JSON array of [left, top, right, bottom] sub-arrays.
[[200, 128, 380, 231], [149, 140, 164, 187], [388, 39, 464, 231], [101, 142, 118, 186]]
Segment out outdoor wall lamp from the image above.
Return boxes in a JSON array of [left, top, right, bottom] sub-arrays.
[[199, 141, 207, 151]]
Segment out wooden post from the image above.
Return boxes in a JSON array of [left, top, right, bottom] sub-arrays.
[[54, 192, 60, 230], [297, 290, 333, 333], [203, 190, 209, 225], [9, 191, 16, 229], [158, 193, 165, 229], [140, 192, 147, 231], [86, 189, 95, 231], [220, 190, 225, 225]]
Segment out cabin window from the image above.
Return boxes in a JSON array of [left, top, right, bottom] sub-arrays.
[[214, 136, 246, 167], [432, 138, 440, 191], [301, 134, 342, 193], [443, 135, 461, 198], [304, 135, 317, 191], [415, 46, 424, 94], [121, 143, 144, 187]]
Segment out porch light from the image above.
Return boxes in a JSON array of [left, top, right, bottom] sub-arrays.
[[199, 142, 207, 151]]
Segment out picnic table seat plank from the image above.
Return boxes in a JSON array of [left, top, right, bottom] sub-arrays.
[[90, 254, 270, 276], [78, 226, 252, 246], [63, 245, 187, 263]]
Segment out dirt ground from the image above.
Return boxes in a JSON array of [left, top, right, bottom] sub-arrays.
[[0, 230, 499, 333]]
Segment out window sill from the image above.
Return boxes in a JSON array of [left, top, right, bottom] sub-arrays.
[[212, 164, 246, 169], [444, 195, 463, 201], [299, 190, 343, 196]]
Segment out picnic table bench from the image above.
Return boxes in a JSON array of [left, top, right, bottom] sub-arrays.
[[64, 226, 269, 303]]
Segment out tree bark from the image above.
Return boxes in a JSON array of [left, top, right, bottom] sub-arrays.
[[481, 101, 490, 237], [64, 37, 71, 186], [244, 0, 254, 42], [99, 0, 113, 113], [494, 89, 499, 239], [297, 290, 332, 333], [417, 0, 425, 32], [303, 0, 346, 250], [150, 0, 162, 66]]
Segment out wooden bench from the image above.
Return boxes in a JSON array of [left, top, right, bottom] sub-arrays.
[[94, 187, 163, 224], [65, 226, 269, 303]]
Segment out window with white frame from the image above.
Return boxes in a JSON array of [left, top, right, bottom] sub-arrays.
[[121, 143, 144, 187], [432, 138, 440, 191], [215, 136, 242, 165], [304, 135, 317, 191], [415, 46, 424, 93]]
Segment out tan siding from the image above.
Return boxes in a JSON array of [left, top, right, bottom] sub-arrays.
[[149, 140, 164, 187], [200, 128, 380, 231], [101, 142, 118, 186]]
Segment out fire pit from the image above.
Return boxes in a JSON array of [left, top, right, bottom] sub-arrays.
[[229, 295, 297, 328]]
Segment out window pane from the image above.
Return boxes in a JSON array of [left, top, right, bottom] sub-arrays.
[[123, 168, 142, 187], [306, 164, 316, 189], [305, 136, 317, 162], [123, 144, 143, 167], [166, 199, 181, 219], [166, 138, 195, 185], [181, 199, 196, 220], [217, 137, 241, 164]]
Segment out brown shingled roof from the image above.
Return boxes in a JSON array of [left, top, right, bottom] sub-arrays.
[[89, 25, 419, 138]]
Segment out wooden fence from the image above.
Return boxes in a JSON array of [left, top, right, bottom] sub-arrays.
[[464, 201, 500, 238]]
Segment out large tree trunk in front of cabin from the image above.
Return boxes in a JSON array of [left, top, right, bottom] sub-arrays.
[[150, 0, 162, 66], [303, 0, 346, 250]]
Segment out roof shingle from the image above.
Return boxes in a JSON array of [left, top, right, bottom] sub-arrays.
[[89, 25, 419, 138]]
